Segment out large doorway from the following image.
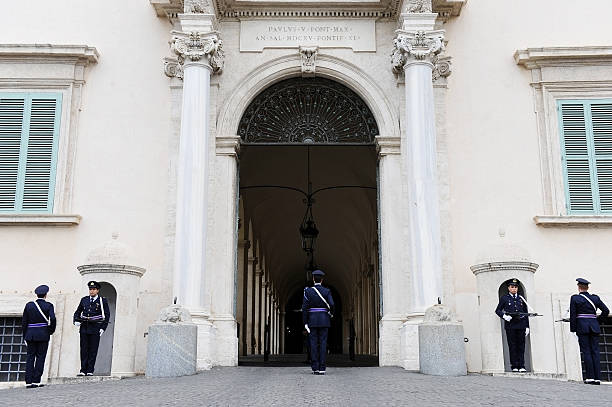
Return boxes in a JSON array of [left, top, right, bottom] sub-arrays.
[[235, 77, 381, 366]]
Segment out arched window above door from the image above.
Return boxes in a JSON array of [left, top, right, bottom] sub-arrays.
[[238, 77, 379, 144]]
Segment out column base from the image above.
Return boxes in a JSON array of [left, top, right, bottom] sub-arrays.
[[210, 315, 238, 366], [400, 313, 424, 371], [191, 314, 215, 371], [379, 315, 405, 366]]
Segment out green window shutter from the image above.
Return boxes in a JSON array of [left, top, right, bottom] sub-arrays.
[[558, 99, 612, 214], [591, 103, 612, 212], [0, 93, 61, 213]]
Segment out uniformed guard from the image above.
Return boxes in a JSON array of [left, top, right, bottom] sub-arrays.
[[73, 280, 111, 376], [570, 278, 610, 385], [22, 285, 56, 388], [495, 278, 530, 372], [302, 269, 334, 375]]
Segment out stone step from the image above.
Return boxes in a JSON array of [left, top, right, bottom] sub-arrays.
[[47, 376, 121, 385]]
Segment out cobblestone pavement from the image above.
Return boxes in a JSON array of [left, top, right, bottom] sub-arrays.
[[1, 367, 611, 407]]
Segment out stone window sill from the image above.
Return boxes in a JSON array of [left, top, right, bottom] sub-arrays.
[[0, 214, 81, 226], [534, 215, 612, 227]]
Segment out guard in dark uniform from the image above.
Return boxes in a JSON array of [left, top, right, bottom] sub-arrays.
[[22, 285, 56, 388], [302, 269, 334, 375], [73, 281, 110, 376], [495, 279, 530, 372], [570, 278, 610, 385]]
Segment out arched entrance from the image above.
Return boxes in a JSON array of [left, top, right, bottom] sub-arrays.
[[235, 77, 381, 366]]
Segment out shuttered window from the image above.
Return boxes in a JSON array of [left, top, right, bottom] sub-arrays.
[[0, 93, 61, 213], [559, 99, 612, 214]]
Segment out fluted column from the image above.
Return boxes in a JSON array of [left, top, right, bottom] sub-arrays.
[[170, 29, 224, 312], [391, 12, 445, 313]]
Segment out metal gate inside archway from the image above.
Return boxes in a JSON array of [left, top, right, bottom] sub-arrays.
[[235, 77, 381, 366]]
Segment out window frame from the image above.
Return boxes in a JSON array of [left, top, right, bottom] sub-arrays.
[[0, 91, 63, 214], [0, 44, 98, 225], [557, 98, 612, 215], [515, 46, 612, 225]]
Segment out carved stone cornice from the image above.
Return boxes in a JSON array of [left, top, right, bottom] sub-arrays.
[[375, 136, 401, 156], [299, 46, 318, 78], [150, 0, 465, 21], [170, 31, 224, 74], [470, 261, 539, 276], [391, 30, 444, 73]]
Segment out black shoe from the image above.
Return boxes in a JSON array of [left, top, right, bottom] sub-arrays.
[[34, 384, 44, 388], [318, 371, 326, 375], [584, 379, 595, 384], [592, 380, 601, 385], [25, 384, 37, 389]]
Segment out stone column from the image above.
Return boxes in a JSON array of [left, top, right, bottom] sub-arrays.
[[391, 12, 445, 314], [247, 255, 257, 355], [167, 12, 224, 369], [255, 267, 263, 354], [279, 311, 286, 354]]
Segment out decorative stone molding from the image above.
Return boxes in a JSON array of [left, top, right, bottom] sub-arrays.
[[375, 136, 401, 156], [432, 56, 451, 81], [164, 57, 184, 79], [470, 261, 539, 275], [533, 215, 612, 227], [215, 135, 241, 156], [78, 264, 147, 277], [184, 0, 212, 14], [150, 0, 465, 21], [0, 214, 81, 226], [170, 31, 224, 73], [391, 30, 445, 73], [299, 46, 318, 78], [404, 0, 432, 13]]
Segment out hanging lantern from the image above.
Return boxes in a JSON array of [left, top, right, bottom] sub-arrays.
[[299, 201, 319, 254]]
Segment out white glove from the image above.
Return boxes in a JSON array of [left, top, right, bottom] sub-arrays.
[[74, 322, 81, 327], [99, 329, 104, 337], [304, 324, 310, 334], [525, 328, 530, 337], [502, 314, 512, 322]]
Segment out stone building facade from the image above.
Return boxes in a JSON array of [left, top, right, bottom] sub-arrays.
[[1, 0, 611, 383]]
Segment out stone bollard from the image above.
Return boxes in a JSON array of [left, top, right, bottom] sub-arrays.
[[146, 304, 197, 378], [418, 304, 467, 376]]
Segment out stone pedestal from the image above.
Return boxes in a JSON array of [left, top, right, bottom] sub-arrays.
[[418, 304, 467, 376], [146, 323, 197, 378], [146, 304, 198, 377]]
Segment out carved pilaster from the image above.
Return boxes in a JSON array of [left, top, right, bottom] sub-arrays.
[[170, 31, 224, 75], [391, 30, 444, 73], [164, 57, 183, 79], [299, 46, 318, 78]]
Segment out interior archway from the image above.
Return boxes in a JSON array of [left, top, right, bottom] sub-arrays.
[[235, 77, 380, 366]]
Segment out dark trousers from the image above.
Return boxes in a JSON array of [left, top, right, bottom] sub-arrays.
[[506, 328, 526, 369], [578, 333, 601, 380], [25, 341, 48, 384], [80, 332, 101, 374], [309, 327, 328, 372]]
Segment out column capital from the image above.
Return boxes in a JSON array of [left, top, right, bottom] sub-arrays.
[[391, 30, 444, 73], [168, 31, 224, 76]]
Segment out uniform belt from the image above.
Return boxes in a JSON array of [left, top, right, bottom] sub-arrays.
[[577, 314, 597, 319], [308, 308, 328, 312], [81, 315, 103, 320], [27, 323, 48, 328]]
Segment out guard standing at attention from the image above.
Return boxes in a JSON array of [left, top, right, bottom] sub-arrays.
[[570, 278, 610, 385], [495, 278, 530, 372], [73, 281, 110, 376], [302, 269, 334, 375], [22, 285, 56, 388]]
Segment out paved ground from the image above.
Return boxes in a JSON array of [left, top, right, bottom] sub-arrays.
[[0, 367, 610, 407]]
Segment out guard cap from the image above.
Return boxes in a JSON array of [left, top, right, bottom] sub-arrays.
[[507, 278, 519, 287], [34, 285, 49, 295], [312, 269, 325, 277], [88, 280, 101, 289], [576, 278, 591, 285]]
